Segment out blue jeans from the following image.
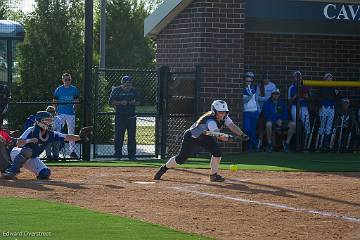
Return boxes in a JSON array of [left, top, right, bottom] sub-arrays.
[[114, 114, 136, 158], [243, 111, 259, 150]]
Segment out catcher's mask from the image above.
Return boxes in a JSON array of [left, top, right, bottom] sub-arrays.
[[35, 111, 54, 131]]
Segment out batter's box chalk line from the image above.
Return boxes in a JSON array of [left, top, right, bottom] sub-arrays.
[[169, 186, 360, 223]]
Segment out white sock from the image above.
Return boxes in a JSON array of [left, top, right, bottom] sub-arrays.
[[210, 156, 221, 175], [165, 156, 177, 168]]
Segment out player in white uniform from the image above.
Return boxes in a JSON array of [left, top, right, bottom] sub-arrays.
[[154, 100, 249, 182], [3, 111, 82, 180]]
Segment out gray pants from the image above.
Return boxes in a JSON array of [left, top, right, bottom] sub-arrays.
[[45, 141, 61, 158]]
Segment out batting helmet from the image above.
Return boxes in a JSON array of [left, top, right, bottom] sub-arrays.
[[323, 73, 333, 80], [244, 72, 255, 79], [211, 100, 229, 114]]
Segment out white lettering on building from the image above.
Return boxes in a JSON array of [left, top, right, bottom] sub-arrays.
[[324, 4, 360, 21]]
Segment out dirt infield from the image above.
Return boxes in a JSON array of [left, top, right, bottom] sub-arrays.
[[1, 167, 360, 240]]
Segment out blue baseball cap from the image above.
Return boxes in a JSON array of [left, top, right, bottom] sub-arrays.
[[121, 75, 132, 83]]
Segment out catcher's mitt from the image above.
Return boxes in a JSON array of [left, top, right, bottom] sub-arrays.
[[79, 126, 93, 142]]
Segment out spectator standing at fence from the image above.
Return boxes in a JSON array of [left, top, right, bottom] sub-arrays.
[[242, 72, 260, 152], [53, 73, 80, 158], [263, 88, 296, 152], [45, 106, 63, 161], [109, 75, 140, 160], [315, 73, 341, 151], [288, 71, 311, 139], [256, 73, 277, 151]]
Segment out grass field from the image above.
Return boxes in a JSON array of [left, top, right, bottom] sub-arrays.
[[135, 125, 155, 144], [46, 152, 360, 172], [0, 198, 210, 240], [4, 152, 360, 240]]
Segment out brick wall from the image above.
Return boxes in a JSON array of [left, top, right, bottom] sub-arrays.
[[155, 1, 360, 155], [156, 0, 246, 154], [244, 33, 360, 104]]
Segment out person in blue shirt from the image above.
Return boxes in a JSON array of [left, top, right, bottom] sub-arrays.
[[109, 75, 140, 160], [263, 88, 296, 152], [53, 73, 80, 158], [256, 73, 277, 151], [2, 111, 82, 180], [242, 72, 259, 152]]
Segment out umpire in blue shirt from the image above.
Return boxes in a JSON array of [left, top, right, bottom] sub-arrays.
[[109, 75, 140, 159]]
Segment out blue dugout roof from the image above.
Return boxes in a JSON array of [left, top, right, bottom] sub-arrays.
[[0, 20, 25, 39]]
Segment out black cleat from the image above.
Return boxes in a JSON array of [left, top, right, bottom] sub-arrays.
[[210, 173, 225, 182], [154, 165, 168, 180], [3, 170, 16, 180]]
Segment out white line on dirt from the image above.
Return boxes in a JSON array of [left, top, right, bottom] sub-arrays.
[[170, 186, 360, 223], [133, 181, 156, 184]]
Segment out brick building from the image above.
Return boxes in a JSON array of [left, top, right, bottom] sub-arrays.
[[145, 0, 360, 153]]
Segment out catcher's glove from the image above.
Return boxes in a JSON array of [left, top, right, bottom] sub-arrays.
[[79, 126, 93, 142]]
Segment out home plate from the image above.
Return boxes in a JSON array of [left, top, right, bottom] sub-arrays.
[[133, 181, 156, 185]]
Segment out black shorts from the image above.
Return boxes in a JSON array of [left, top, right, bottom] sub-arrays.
[[175, 130, 222, 164]]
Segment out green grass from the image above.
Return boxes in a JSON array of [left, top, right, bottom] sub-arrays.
[[122, 125, 155, 145], [46, 152, 360, 172], [135, 125, 155, 145], [0, 198, 210, 240], [120, 126, 155, 145]]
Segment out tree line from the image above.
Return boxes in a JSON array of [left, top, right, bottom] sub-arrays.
[[0, 0, 161, 129]]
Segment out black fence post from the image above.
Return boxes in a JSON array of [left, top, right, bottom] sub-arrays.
[[82, 0, 93, 161], [157, 66, 170, 159], [295, 71, 302, 152]]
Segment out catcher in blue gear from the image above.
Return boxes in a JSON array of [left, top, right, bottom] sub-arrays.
[[2, 111, 92, 180]]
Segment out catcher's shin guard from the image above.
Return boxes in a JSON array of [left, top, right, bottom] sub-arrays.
[[37, 168, 51, 180], [154, 165, 168, 180], [3, 148, 32, 179]]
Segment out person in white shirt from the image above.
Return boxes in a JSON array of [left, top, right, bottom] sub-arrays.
[[243, 72, 260, 151]]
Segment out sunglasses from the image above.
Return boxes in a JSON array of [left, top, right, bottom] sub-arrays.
[[63, 78, 71, 81]]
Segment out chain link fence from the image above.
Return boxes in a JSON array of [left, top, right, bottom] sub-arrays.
[[94, 68, 157, 159], [157, 66, 201, 158]]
